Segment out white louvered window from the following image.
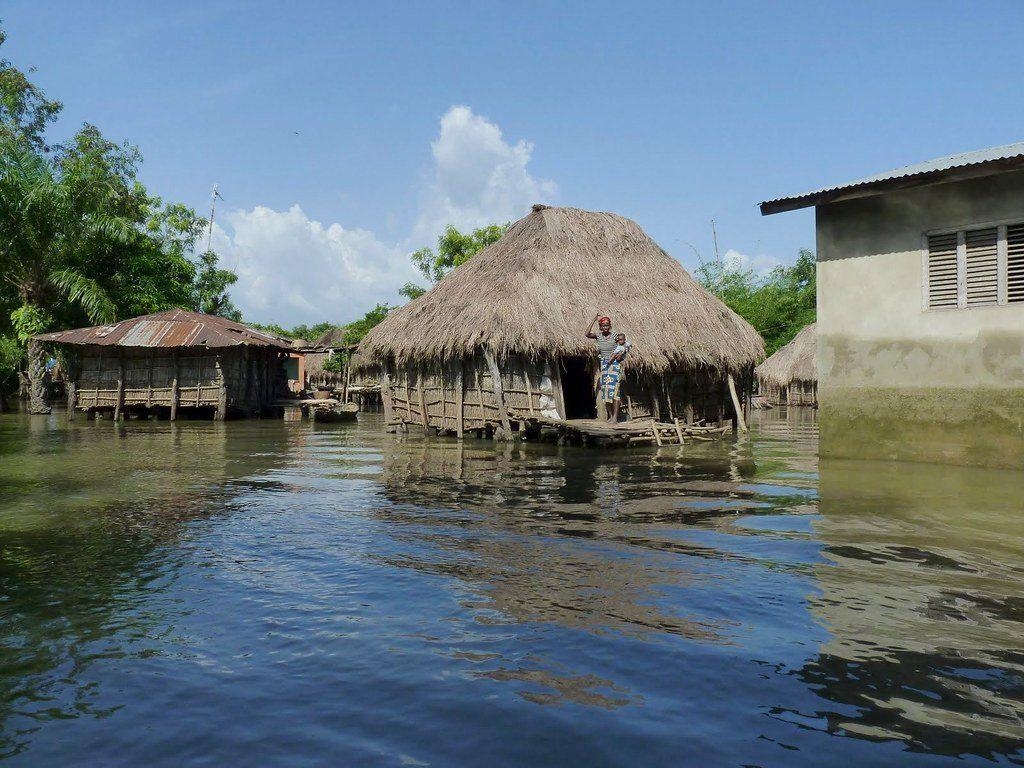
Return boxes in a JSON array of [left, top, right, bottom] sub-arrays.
[[1008, 223, 1024, 304], [925, 222, 1024, 310], [964, 227, 998, 306], [926, 233, 958, 309]]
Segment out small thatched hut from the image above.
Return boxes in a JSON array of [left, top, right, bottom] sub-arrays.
[[355, 205, 764, 438], [34, 309, 293, 420], [755, 322, 817, 406]]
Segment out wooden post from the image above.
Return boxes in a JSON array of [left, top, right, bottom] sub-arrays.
[[651, 378, 661, 422], [674, 417, 685, 444], [417, 365, 428, 430], [146, 350, 154, 408], [727, 374, 747, 433], [483, 346, 512, 437], [381, 368, 395, 423], [170, 352, 180, 421], [552, 361, 566, 421], [216, 356, 228, 420], [196, 355, 203, 407], [663, 376, 674, 421], [114, 352, 125, 421], [342, 352, 352, 404], [67, 379, 77, 420], [524, 365, 535, 415], [742, 372, 752, 423], [475, 361, 485, 428], [455, 360, 464, 438]]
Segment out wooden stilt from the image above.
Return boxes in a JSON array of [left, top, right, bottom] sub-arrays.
[[114, 353, 125, 422], [67, 380, 77, 420], [483, 346, 512, 437], [727, 374, 747, 433], [417, 365, 428, 430], [170, 352, 179, 421], [455, 360, 464, 438], [381, 369, 395, 422], [216, 356, 228, 420]]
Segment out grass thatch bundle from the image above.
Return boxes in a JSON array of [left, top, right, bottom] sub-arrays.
[[755, 322, 817, 389], [357, 205, 764, 373]]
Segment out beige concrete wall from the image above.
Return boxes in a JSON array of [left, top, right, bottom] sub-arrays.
[[815, 170, 1024, 467]]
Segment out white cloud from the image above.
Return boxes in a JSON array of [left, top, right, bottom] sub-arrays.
[[721, 248, 785, 276], [210, 106, 555, 327], [209, 205, 415, 328], [411, 105, 557, 244]]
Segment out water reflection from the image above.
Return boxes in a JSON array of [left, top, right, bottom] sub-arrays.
[[801, 458, 1024, 756], [0, 410, 1022, 765]]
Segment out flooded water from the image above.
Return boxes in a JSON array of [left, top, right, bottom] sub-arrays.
[[0, 408, 1022, 766]]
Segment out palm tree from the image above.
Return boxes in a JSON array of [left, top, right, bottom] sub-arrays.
[[0, 135, 133, 412]]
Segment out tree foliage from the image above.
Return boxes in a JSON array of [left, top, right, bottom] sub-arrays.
[[403, 223, 508, 298], [0, 24, 243, 397], [342, 303, 390, 345], [696, 249, 816, 355]]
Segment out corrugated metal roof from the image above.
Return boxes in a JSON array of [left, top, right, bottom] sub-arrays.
[[761, 140, 1024, 215], [34, 309, 293, 350]]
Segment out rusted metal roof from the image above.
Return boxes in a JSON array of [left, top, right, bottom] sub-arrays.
[[34, 309, 293, 350], [761, 140, 1024, 215]]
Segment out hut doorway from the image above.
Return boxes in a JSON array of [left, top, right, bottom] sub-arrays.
[[560, 357, 597, 419]]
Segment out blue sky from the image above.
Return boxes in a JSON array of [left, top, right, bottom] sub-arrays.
[[6, 1, 1024, 326]]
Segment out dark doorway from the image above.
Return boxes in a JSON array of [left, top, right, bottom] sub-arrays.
[[560, 357, 596, 419]]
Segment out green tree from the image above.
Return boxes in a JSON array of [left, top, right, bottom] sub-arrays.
[[0, 27, 62, 150], [403, 223, 508, 298], [697, 249, 816, 355], [343, 303, 390, 345], [192, 251, 240, 320]]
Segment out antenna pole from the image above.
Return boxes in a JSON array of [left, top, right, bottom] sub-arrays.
[[711, 218, 720, 262], [206, 183, 219, 253]]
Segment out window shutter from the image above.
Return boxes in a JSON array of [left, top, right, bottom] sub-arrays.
[[926, 232, 959, 309], [964, 227, 999, 306], [1008, 223, 1024, 304]]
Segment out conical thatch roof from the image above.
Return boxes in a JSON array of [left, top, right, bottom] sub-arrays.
[[357, 206, 764, 373], [755, 322, 817, 388]]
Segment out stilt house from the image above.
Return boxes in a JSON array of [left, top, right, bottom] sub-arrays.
[[34, 309, 292, 419], [355, 205, 765, 438], [755, 323, 818, 406]]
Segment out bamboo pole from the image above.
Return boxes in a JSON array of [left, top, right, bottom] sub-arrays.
[[455, 360, 464, 438], [483, 346, 512, 436], [216, 356, 228, 421], [727, 373, 747, 433], [417, 365, 428, 429], [381, 368, 395, 422], [552, 361, 566, 421], [114, 352, 125, 421], [170, 352, 179, 421], [524, 364, 535, 415]]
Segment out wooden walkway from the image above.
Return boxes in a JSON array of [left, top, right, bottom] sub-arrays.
[[511, 413, 731, 447]]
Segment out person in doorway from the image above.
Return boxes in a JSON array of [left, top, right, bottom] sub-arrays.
[[585, 313, 618, 420], [600, 333, 632, 422]]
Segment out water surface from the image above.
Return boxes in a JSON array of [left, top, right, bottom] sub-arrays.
[[0, 408, 1021, 766]]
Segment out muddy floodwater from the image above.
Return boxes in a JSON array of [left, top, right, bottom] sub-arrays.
[[0, 409, 1022, 767]]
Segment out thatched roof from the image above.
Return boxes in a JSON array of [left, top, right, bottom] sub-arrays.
[[356, 205, 764, 373], [755, 322, 817, 388], [315, 327, 348, 348]]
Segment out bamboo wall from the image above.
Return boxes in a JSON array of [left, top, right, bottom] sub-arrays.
[[759, 380, 818, 407], [380, 353, 751, 435], [67, 346, 283, 419]]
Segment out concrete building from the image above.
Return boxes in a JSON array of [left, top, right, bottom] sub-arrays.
[[761, 142, 1024, 468]]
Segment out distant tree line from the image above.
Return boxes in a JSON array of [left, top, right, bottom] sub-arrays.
[[0, 25, 239, 404], [696, 248, 816, 355]]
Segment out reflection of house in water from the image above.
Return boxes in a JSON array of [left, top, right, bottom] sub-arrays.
[[375, 437, 773, 643], [804, 459, 1024, 754]]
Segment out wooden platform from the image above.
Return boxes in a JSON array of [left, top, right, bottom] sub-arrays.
[[515, 414, 730, 447]]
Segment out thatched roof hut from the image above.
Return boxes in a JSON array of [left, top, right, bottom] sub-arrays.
[[359, 205, 762, 373], [755, 322, 817, 406], [358, 205, 764, 441]]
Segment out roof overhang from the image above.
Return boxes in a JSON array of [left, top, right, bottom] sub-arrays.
[[761, 149, 1024, 216]]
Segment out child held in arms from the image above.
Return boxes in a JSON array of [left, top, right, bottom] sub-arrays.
[[600, 332, 632, 422]]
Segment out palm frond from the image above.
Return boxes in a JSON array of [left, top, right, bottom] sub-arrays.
[[48, 268, 117, 324]]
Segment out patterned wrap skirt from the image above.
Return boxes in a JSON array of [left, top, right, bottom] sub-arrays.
[[599, 360, 622, 403]]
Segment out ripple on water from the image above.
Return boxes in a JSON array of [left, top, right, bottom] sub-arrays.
[[0, 409, 1022, 766]]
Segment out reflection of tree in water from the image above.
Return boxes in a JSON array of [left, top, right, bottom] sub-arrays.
[[0, 420, 294, 759], [798, 459, 1024, 759]]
